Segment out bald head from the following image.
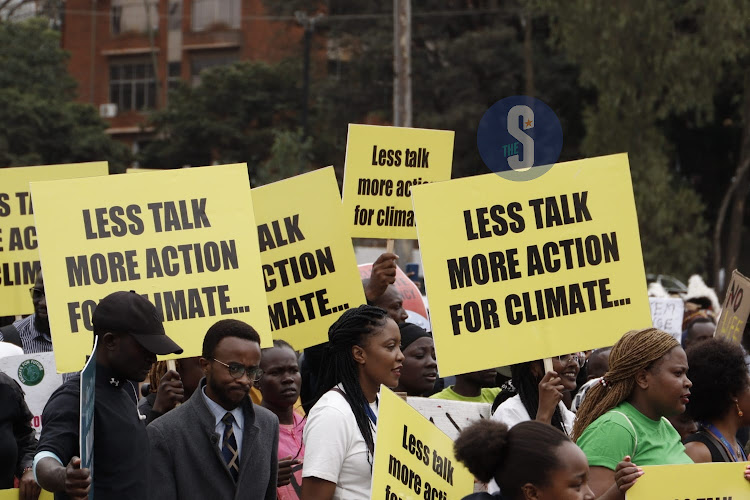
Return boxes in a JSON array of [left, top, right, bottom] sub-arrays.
[[587, 348, 611, 380], [372, 284, 408, 324]]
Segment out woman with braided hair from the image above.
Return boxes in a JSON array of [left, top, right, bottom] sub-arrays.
[[574, 328, 692, 499], [301, 305, 404, 500]]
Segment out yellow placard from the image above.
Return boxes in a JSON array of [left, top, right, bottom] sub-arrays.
[[411, 153, 651, 376], [0, 162, 108, 315], [0, 489, 53, 500], [627, 462, 750, 499], [30, 164, 269, 373], [252, 167, 365, 349], [342, 124, 454, 239], [371, 387, 474, 500], [715, 269, 750, 345]]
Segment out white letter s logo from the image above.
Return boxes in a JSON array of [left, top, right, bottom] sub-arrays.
[[507, 105, 534, 170]]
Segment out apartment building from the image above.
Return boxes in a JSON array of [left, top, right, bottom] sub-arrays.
[[62, 0, 305, 150]]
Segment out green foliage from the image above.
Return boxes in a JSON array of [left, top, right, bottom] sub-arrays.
[[0, 18, 130, 171], [140, 59, 303, 178], [538, 0, 750, 277], [254, 129, 314, 187]]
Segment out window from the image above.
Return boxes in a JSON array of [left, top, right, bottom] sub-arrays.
[[190, 51, 238, 86], [191, 0, 240, 31], [109, 59, 157, 111], [167, 62, 182, 92], [111, 0, 158, 35], [168, 0, 182, 30]]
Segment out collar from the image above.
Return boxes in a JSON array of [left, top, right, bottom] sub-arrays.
[[201, 384, 245, 431], [95, 363, 128, 390], [29, 315, 52, 342]]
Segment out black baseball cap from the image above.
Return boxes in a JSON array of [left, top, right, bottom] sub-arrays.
[[93, 291, 183, 355]]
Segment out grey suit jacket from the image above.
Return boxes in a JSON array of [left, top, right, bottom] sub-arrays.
[[147, 379, 279, 500]]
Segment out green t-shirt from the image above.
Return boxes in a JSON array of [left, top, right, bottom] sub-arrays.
[[577, 401, 693, 470], [429, 386, 500, 403]]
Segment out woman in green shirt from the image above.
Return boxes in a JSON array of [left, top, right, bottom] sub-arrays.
[[573, 328, 693, 500]]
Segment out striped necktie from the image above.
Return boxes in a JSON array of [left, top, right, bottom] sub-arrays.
[[221, 412, 239, 482]]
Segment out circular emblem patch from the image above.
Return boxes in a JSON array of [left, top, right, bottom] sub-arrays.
[[477, 95, 563, 181], [18, 359, 44, 386]]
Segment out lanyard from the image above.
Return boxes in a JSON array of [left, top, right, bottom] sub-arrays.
[[364, 397, 378, 426], [704, 423, 747, 462]]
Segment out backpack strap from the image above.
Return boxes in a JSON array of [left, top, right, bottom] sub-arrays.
[[0, 324, 22, 348], [610, 410, 637, 457], [694, 429, 732, 462]]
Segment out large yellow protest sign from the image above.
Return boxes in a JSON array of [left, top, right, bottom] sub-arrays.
[[342, 124, 454, 239], [371, 387, 474, 500], [252, 167, 365, 349], [0, 162, 108, 315], [31, 164, 269, 372], [627, 462, 749, 499], [411, 153, 651, 376]]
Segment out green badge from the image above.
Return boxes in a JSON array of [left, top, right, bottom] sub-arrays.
[[18, 359, 44, 386]]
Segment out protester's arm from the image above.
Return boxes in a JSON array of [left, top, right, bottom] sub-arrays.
[[151, 370, 184, 416], [683, 441, 712, 463], [590, 457, 643, 500], [13, 388, 41, 500], [146, 424, 177, 500], [364, 252, 398, 302], [536, 371, 564, 424], [300, 477, 337, 500], [35, 456, 90, 499], [278, 455, 302, 487]]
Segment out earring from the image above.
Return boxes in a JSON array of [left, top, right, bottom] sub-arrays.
[[736, 400, 744, 417]]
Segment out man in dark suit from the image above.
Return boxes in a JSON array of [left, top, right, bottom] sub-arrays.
[[148, 319, 278, 500]]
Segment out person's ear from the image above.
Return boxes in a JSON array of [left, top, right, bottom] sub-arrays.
[[352, 344, 366, 365], [521, 483, 541, 500], [199, 357, 211, 376], [635, 367, 650, 390], [101, 332, 120, 352]]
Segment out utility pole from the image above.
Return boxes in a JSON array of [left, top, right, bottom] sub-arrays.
[[393, 0, 412, 128], [393, 0, 413, 268], [296, 11, 323, 140]]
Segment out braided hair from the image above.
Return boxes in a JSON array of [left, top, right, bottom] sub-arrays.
[[314, 305, 389, 457], [148, 360, 169, 393], [572, 328, 679, 441], [511, 362, 568, 434]]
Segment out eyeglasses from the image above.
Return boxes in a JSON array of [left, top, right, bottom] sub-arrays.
[[29, 287, 45, 300], [556, 353, 584, 367], [212, 358, 263, 382]]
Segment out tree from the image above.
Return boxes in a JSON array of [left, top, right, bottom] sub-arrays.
[[539, 0, 750, 279], [0, 18, 130, 170], [140, 59, 306, 182]]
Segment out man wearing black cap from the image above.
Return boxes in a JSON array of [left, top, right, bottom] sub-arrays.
[[33, 291, 182, 500]]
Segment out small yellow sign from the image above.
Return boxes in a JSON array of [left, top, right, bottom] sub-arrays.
[[342, 124, 454, 239], [0, 489, 53, 500], [627, 462, 750, 499], [371, 386, 474, 500], [252, 167, 365, 350], [0, 162, 108, 315], [411, 153, 651, 376], [31, 164, 270, 372]]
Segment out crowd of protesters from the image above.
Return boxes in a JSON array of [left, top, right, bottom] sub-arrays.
[[2, 255, 750, 500]]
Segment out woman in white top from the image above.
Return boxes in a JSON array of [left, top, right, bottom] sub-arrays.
[[301, 305, 404, 500], [492, 354, 581, 433]]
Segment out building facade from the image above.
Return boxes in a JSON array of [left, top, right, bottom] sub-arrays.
[[62, 0, 305, 152]]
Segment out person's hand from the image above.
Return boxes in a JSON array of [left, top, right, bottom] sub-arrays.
[[744, 463, 750, 482], [64, 457, 91, 500], [19, 468, 41, 500], [614, 456, 643, 493], [152, 370, 184, 414], [536, 371, 564, 423], [277, 455, 301, 487], [365, 253, 398, 302]]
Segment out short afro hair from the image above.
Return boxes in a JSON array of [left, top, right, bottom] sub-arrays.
[[202, 319, 260, 359], [685, 337, 749, 422]]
